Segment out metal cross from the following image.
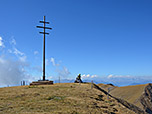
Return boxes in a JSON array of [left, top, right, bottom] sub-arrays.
[[36, 16, 52, 81]]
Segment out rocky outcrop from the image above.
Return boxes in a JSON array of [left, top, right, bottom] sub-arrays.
[[140, 83, 152, 114]]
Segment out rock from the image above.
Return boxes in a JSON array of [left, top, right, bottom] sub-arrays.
[[107, 83, 115, 86], [140, 83, 152, 114]]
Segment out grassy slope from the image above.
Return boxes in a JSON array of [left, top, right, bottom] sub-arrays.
[[0, 83, 137, 114], [109, 84, 147, 109]]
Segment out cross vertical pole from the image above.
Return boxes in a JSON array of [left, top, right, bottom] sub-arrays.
[[43, 16, 46, 81]]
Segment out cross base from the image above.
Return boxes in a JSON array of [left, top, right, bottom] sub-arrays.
[[30, 80, 53, 85]]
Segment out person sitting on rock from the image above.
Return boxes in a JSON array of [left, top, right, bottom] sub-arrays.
[[74, 74, 83, 83]]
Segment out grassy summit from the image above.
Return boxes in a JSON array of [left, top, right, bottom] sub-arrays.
[[0, 83, 140, 114]]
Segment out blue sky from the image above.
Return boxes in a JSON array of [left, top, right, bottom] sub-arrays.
[[0, 0, 152, 86]]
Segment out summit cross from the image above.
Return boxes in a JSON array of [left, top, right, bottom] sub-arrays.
[[36, 16, 52, 81]]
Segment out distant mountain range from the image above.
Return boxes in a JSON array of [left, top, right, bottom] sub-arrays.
[[54, 76, 152, 87]]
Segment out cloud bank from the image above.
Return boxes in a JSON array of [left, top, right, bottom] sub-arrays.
[[82, 74, 98, 79], [0, 56, 27, 86], [0, 36, 29, 86]]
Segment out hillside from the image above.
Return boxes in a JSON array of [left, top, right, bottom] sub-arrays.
[[98, 83, 152, 114], [110, 84, 146, 108], [0, 83, 145, 114]]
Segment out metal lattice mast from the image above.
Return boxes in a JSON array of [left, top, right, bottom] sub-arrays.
[[36, 16, 52, 81]]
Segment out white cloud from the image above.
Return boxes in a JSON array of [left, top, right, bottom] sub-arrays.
[[107, 74, 113, 78], [91, 75, 98, 78], [13, 48, 24, 56], [50, 57, 56, 66], [82, 74, 88, 78], [8, 38, 25, 61], [82, 74, 98, 79], [34, 51, 39, 55], [86, 74, 90, 78], [0, 37, 5, 48], [12, 48, 27, 62], [0, 56, 27, 86], [107, 74, 131, 79], [8, 47, 27, 62], [50, 57, 60, 66]]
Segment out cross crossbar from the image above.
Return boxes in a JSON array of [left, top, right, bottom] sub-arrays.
[[39, 32, 49, 35], [40, 21, 49, 24], [36, 26, 52, 30]]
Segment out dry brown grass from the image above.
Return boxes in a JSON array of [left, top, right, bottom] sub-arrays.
[[0, 83, 136, 114], [110, 84, 147, 109]]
